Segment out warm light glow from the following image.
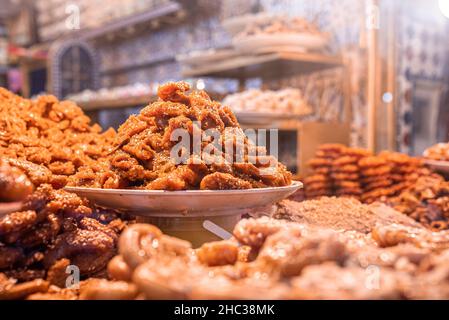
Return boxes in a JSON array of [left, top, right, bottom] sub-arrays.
[[382, 92, 393, 103], [196, 79, 205, 90], [439, 0, 449, 19]]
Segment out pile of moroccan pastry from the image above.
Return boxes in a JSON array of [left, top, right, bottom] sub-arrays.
[[387, 174, 449, 231], [0, 182, 127, 300], [305, 144, 432, 204], [0, 88, 116, 189], [304, 144, 341, 198], [424, 142, 449, 161], [69, 82, 292, 190], [4, 196, 448, 300]]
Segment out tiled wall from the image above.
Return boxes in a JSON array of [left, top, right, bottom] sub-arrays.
[[97, 2, 232, 88], [96, 0, 364, 87], [396, 0, 449, 153], [37, 0, 449, 150], [94, 0, 367, 141]]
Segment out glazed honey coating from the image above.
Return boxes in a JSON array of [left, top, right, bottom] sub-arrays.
[[91, 215, 449, 300], [0, 88, 116, 188], [69, 82, 292, 190], [304, 144, 435, 204], [0, 158, 34, 202], [4, 196, 449, 300], [0, 183, 127, 298], [423, 142, 449, 161], [386, 174, 449, 231]]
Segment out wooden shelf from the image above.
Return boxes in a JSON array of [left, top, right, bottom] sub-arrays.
[[234, 112, 310, 129], [100, 55, 175, 76], [77, 92, 226, 111], [75, 2, 183, 41], [77, 95, 156, 111], [181, 51, 343, 79]]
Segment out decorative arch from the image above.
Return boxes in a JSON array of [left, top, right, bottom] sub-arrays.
[[49, 40, 99, 99]]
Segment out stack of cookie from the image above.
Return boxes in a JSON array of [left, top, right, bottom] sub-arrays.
[[304, 145, 436, 204], [378, 151, 426, 197], [304, 144, 345, 198], [359, 156, 394, 204], [331, 148, 371, 200]]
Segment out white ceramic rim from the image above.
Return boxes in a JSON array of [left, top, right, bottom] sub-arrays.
[[65, 180, 303, 196]]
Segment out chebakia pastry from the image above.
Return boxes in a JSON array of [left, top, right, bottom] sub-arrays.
[[5, 197, 449, 300], [423, 142, 449, 161], [69, 82, 292, 190], [0, 183, 127, 295], [0, 158, 34, 202], [49, 215, 449, 300], [0, 88, 116, 188]]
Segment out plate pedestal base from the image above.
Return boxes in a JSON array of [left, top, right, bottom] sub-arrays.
[[135, 212, 243, 247]]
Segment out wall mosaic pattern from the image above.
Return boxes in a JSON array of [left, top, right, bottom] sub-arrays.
[[396, 2, 449, 153]]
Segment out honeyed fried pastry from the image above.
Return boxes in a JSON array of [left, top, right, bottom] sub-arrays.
[[390, 174, 405, 182], [71, 82, 292, 190], [379, 151, 416, 165], [361, 189, 392, 202], [341, 148, 372, 157], [318, 144, 346, 153], [0, 88, 117, 186], [314, 150, 329, 158], [333, 164, 359, 173], [404, 173, 420, 182], [394, 166, 418, 174], [364, 179, 393, 191], [289, 263, 405, 299], [6, 158, 53, 188], [108, 255, 133, 282], [26, 285, 78, 300], [199, 172, 252, 190], [332, 156, 359, 166], [0, 277, 50, 300], [358, 156, 387, 168], [336, 188, 362, 196], [423, 142, 449, 161], [315, 151, 341, 159], [0, 184, 125, 287], [361, 165, 391, 177], [330, 172, 359, 181], [304, 174, 329, 184], [360, 174, 390, 185], [232, 217, 288, 248], [43, 217, 119, 277], [46, 258, 71, 288], [389, 182, 412, 194], [255, 227, 348, 277], [308, 158, 333, 168], [314, 167, 331, 174], [0, 158, 34, 202], [0, 246, 24, 269], [305, 183, 333, 192], [372, 223, 449, 251], [79, 279, 139, 300], [69, 209, 449, 300], [334, 180, 361, 189], [417, 168, 434, 177], [196, 240, 239, 267]]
